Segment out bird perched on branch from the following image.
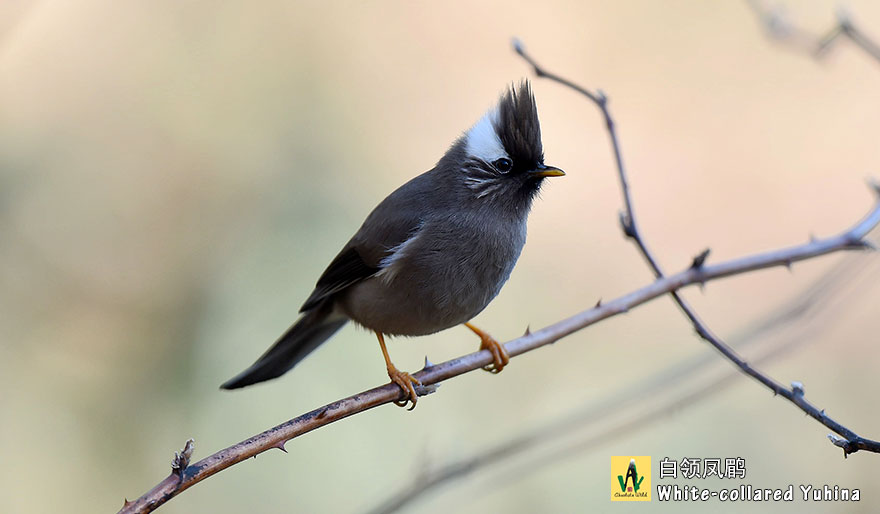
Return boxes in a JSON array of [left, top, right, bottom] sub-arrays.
[[221, 81, 564, 409]]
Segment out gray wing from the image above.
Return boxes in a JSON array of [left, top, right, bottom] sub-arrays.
[[299, 246, 378, 312], [298, 169, 436, 312]]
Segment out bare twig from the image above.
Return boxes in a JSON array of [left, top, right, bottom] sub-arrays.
[[514, 40, 880, 457], [120, 191, 880, 513], [368, 255, 876, 514], [171, 439, 195, 482], [746, 0, 880, 63]]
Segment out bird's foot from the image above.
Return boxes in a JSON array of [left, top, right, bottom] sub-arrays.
[[387, 364, 422, 410], [480, 335, 510, 374], [465, 322, 509, 373]]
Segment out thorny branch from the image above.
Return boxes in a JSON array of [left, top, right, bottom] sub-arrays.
[[120, 37, 880, 513], [746, 0, 880, 63], [122, 189, 880, 514], [514, 39, 880, 457], [369, 255, 877, 514]]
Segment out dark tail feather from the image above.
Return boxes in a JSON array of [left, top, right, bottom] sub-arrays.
[[220, 302, 347, 389]]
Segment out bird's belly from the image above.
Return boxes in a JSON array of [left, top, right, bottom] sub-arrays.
[[339, 227, 523, 336]]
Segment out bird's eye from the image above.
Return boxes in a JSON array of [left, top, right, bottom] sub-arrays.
[[493, 158, 513, 173]]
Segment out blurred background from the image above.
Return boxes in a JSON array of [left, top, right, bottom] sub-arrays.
[[1, 1, 879, 513]]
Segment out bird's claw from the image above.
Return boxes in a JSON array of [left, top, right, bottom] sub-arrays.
[[387, 366, 421, 410], [480, 334, 510, 374], [465, 322, 510, 374]]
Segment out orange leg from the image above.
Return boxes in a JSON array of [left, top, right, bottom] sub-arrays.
[[464, 322, 510, 374], [377, 332, 421, 410]]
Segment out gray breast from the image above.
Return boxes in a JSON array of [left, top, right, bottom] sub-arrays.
[[339, 213, 527, 336]]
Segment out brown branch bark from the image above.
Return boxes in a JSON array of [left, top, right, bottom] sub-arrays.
[[121, 186, 880, 513]]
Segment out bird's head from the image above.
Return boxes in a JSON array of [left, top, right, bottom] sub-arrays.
[[456, 80, 564, 212]]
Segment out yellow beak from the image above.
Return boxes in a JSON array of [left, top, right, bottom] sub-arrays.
[[529, 164, 565, 178]]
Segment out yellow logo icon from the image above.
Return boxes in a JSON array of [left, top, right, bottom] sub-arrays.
[[611, 456, 651, 501]]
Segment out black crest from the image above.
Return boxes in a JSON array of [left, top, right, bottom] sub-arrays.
[[493, 80, 543, 166]]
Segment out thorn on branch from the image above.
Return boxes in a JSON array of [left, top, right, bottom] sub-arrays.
[[619, 211, 636, 238], [274, 440, 288, 453], [791, 381, 804, 396], [691, 249, 711, 269], [694, 325, 712, 341], [423, 355, 435, 369], [844, 237, 875, 250], [859, 239, 877, 251], [828, 433, 854, 458], [523, 325, 531, 336], [414, 382, 440, 397], [595, 298, 602, 308], [828, 432, 847, 446], [171, 439, 195, 482]]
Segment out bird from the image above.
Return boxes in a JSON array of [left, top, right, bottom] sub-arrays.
[[221, 80, 564, 409]]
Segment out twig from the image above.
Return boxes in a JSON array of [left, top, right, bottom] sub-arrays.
[[120, 191, 880, 513], [170, 439, 194, 483], [514, 40, 880, 457], [746, 0, 880, 63], [368, 255, 876, 514]]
